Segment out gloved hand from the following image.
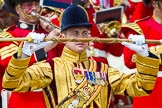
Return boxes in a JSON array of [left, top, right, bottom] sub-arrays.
[[27, 32, 46, 44], [122, 34, 149, 56], [22, 41, 52, 56], [22, 32, 53, 56], [27, 29, 62, 42]]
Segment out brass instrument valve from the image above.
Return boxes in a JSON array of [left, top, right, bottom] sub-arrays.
[[105, 21, 121, 38]]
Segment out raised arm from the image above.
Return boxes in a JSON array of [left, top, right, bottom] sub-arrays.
[[109, 34, 159, 96], [2, 54, 53, 92], [109, 53, 159, 96], [2, 30, 60, 92]]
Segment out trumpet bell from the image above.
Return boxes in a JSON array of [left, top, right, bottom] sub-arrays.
[[105, 21, 121, 37]]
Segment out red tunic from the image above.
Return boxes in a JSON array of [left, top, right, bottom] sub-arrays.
[[122, 17, 162, 108], [124, 0, 153, 22], [0, 23, 64, 108], [86, 5, 123, 64]]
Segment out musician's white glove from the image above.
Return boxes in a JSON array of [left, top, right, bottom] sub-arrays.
[[22, 32, 52, 56], [27, 32, 46, 44], [122, 34, 149, 56]]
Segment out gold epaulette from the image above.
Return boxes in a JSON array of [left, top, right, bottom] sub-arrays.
[[122, 16, 150, 35], [122, 22, 143, 35], [0, 30, 18, 45]]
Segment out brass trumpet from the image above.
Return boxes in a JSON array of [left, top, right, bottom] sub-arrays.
[[88, 0, 125, 38], [40, 6, 62, 17], [98, 21, 121, 38], [105, 21, 121, 37], [31, 6, 63, 29], [31, 12, 60, 29]]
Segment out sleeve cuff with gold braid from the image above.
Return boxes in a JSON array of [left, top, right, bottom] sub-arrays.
[[8, 53, 31, 76], [136, 53, 159, 76], [135, 53, 159, 91]]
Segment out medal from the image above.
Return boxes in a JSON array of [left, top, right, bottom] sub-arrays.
[[73, 67, 84, 84], [85, 71, 89, 81], [88, 71, 94, 84], [100, 72, 106, 86], [95, 72, 101, 85], [92, 72, 96, 84]]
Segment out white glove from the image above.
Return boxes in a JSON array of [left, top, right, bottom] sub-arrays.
[[22, 41, 53, 56], [27, 32, 46, 44], [122, 34, 149, 56], [22, 32, 52, 56]]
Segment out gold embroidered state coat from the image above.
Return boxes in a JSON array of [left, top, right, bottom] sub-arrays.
[[3, 47, 159, 108]]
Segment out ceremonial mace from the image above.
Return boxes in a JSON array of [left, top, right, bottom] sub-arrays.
[[0, 36, 161, 44]]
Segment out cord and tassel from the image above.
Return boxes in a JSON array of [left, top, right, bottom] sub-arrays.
[[17, 36, 33, 58]]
